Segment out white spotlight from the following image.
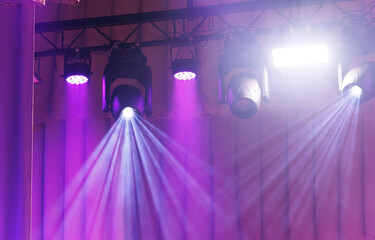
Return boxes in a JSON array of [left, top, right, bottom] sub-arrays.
[[122, 107, 135, 120], [272, 44, 329, 67], [340, 62, 375, 103], [349, 85, 363, 98]]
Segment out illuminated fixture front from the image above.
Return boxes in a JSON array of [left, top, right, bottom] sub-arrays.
[[272, 44, 329, 68], [64, 50, 91, 85], [171, 58, 198, 81], [121, 107, 135, 120], [340, 62, 375, 102]]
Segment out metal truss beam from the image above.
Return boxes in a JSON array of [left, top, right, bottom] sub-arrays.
[[35, 20, 344, 58], [35, 0, 353, 33]]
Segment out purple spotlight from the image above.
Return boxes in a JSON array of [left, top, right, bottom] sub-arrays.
[[64, 51, 91, 85], [174, 71, 196, 81], [171, 58, 198, 81], [66, 75, 89, 85]]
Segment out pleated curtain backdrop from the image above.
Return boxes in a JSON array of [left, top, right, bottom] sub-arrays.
[[32, 105, 375, 240]]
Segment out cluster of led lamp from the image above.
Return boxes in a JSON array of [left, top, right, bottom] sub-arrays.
[[63, 50, 91, 85], [171, 58, 198, 81]]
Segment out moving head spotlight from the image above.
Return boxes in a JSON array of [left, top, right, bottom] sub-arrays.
[[339, 23, 375, 103], [219, 36, 269, 118], [102, 45, 152, 120], [340, 62, 375, 102]]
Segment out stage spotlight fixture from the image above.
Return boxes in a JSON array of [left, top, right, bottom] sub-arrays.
[[227, 73, 262, 118], [103, 45, 152, 120], [171, 58, 198, 81], [338, 23, 375, 103], [272, 44, 329, 67], [64, 50, 91, 85], [340, 62, 375, 102], [219, 36, 270, 118]]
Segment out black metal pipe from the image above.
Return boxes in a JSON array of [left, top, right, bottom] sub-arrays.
[[35, 0, 352, 33]]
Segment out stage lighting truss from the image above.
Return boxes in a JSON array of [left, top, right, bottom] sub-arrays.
[[63, 50, 91, 85], [170, 45, 198, 81], [102, 45, 152, 120], [338, 22, 375, 103], [33, 0, 362, 117], [35, 0, 354, 59], [219, 36, 270, 119]]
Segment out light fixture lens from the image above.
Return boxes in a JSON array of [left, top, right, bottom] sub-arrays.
[[272, 44, 329, 67], [122, 107, 135, 120], [174, 71, 196, 81], [348, 85, 363, 98], [66, 75, 89, 85]]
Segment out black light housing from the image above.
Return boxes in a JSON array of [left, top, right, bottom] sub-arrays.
[[102, 45, 152, 120], [219, 35, 269, 118], [64, 50, 91, 85], [171, 58, 198, 81]]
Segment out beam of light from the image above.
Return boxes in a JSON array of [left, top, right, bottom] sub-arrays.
[[127, 97, 360, 239], [134, 116, 262, 238], [130, 119, 181, 239], [272, 44, 329, 67], [222, 96, 343, 188], [134, 117, 212, 198], [77, 119, 126, 239], [66, 75, 89, 85], [121, 94, 362, 240], [117, 115, 215, 239], [42, 112, 215, 239], [133, 117, 212, 198], [40, 90, 363, 240], [39, 119, 124, 239], [213, 94, 362, 229], [131, 116, 225, 239]]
